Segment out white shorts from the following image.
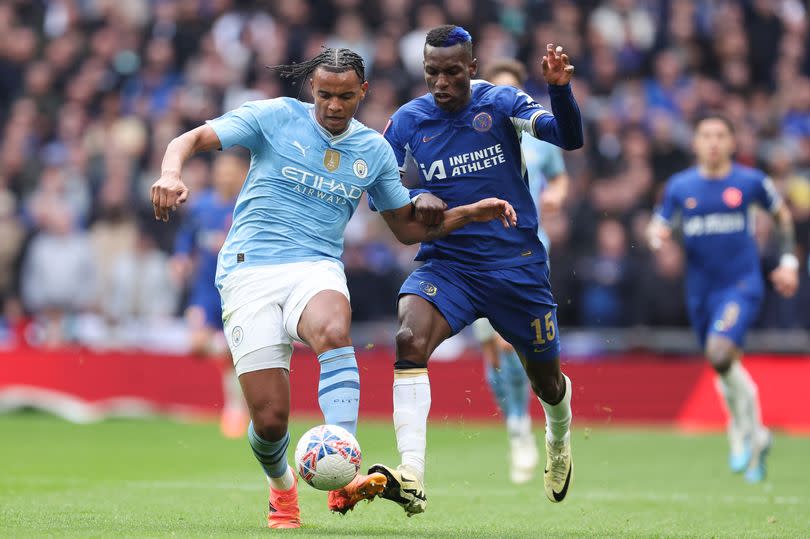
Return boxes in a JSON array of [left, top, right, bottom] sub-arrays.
[[218, 260, 350, 375], [471, 318, 497, 343]]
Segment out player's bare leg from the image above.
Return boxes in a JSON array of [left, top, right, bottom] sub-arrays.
[[369, 294, 452, 516], [706, 335, 770, 482], [186, 307, 248, 438], [239, 366, 300, 528], [297, 290, 386, 513], [523, 356, 573, 502]]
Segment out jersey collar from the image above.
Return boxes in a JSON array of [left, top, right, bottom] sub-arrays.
[[309, 108, 359, 145]]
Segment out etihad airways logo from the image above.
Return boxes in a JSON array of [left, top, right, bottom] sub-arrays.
[[282, 166, 363, 204], [418, 144, 506, 182]]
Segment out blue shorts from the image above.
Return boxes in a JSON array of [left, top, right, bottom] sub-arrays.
[[189, 286, 223, 329], [400, 261, 559, 362], [687, 287, 762, 348]]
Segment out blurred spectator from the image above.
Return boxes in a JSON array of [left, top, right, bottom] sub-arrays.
[[1, 0, 808, 352]]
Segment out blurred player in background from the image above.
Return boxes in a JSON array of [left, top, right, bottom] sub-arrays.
[[172, 152, 248, 438], [151, 47, 516, 528], [368, 26, 583, 516], [469, 59, 571, 485], [648, 114, 799, 483]]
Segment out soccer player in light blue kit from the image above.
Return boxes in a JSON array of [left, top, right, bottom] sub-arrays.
[[648, 114, 799, 483], [150, 48, 517, 529], [367, 27, 583, 515], [470, 59, 571, 485]]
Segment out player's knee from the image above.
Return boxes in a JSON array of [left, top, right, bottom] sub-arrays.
[[395, 327, 429, 365], [251, 405, 288, 442], [706, 341, 734, 374], [313, 320, 351, 351]]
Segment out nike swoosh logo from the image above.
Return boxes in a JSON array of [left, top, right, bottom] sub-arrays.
[[545, 464, 572, 502], [422, 133, 442, 143]]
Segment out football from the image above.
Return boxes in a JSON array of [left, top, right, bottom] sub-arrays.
[[294, 424, 362, 491]]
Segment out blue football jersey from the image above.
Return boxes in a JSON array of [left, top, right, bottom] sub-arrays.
[[174, 189, 234, 294], [207, 97, 411, 287], [384, 81, 579, 269], [656, 164, 782, 295]]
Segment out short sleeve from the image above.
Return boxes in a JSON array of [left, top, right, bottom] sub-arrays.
[[206, 100, 270, 152], [656, 179, 680, 225], [367, 142, 412, 212], [754, 174, 782, 213], [505, 86, 551, 136], [382, 116, 408, 171], [540, 144, 566, 179]]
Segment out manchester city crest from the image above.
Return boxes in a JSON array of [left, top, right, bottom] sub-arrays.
[[231, 326, 244, 347], [353, 159, 368, 178], [472, 112, 493, 132], [324, 149, 341, 172]]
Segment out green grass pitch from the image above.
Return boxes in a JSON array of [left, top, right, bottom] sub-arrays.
[[1, 412, 808, 538]]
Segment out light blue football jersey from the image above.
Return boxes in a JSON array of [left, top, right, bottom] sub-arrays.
[[207, 97, 411, 287], [523, 136, 565, 208]]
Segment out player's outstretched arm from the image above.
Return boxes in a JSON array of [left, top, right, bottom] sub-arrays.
[[151, 125, 222, 222], [769, 204, 799, 298], [381, 198, 517, 245], [533, 43, 583, 151]]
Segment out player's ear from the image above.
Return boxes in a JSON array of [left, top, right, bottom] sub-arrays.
[[469, 57, 478, 78], [359, 80, 369, 101]]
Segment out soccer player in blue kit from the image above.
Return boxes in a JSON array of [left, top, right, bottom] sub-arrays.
[[150, 47, 517, 528], [647, 114, 799, 483], [366, 26, 584, 515], [172, 152, 248, 438], [472, 58, 572, 485]]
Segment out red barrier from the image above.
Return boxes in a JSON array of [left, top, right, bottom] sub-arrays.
[[1, 347, 808, 431]]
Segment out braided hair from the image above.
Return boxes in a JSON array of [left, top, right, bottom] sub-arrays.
[[267, 47, 365, 84]]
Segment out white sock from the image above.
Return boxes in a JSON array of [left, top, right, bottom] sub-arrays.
[[267, 465, 295, 491], [506, 415, 532, 439], [539, 374, 572, 443], [393, 369, 431, 483], [719, 362, 762, 436]]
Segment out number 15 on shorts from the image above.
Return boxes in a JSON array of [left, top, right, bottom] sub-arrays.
[[531, 312, 557, 347]]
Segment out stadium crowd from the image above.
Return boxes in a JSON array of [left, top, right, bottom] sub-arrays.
[[1, 0, 809, 349]]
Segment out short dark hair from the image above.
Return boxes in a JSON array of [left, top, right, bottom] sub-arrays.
[[694, 112, 735, 135], [267, 47, 365, 83], [481, 59, 527, 87], [425, 25, 473, 56]]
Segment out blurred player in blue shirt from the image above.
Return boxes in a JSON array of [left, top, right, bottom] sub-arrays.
[[367, 26, 583, 514], [172, 152, 246, 439], [469, 59, 571, 486], [648, 114, 799, 483], [150, 47, 516, 528]]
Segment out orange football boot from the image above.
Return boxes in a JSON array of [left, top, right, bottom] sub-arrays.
[[327, 472, 388, 514], [267, 470, 301, 529]]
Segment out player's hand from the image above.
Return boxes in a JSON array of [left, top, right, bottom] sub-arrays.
[[647, 222, 671, 251], [468, 198, 518, 228], [540, 186, 565, 215], [169, 255, 192, 285], [542, 43, 575, 86], [151, 173, 189, 222], [770, 264, 799, 298], [413, 193, 447, 226]]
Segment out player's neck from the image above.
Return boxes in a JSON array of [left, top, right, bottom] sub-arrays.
[[698, 160, 733, 179]]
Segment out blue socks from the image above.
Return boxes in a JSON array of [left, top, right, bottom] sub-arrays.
[[317, 346, 360, 435], [248, 421, 290, 479]]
